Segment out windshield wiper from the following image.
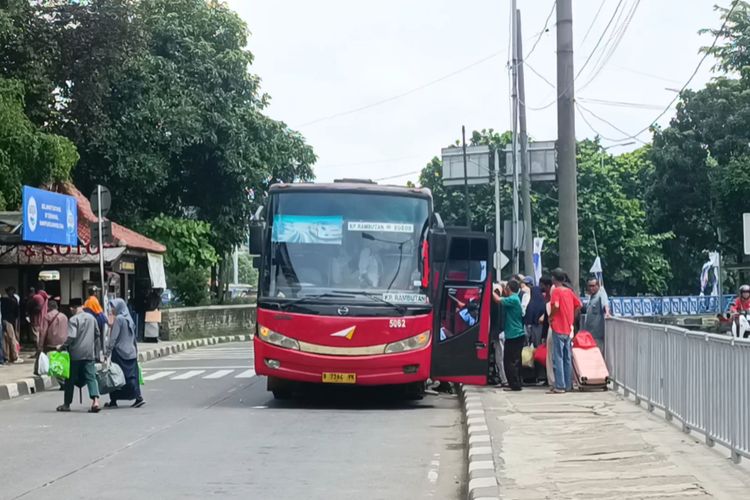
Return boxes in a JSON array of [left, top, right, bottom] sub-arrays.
[[278, 292, 357, 310], [331, 290, 409, 314]]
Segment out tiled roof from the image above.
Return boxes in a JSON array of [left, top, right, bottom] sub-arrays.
[[54, 182, 166, 254]]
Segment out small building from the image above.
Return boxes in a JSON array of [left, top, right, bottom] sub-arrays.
[[0, 182, 166, 340]]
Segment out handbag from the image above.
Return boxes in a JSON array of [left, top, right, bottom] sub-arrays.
[[97, 360, 126, 395], [36, 352, 50, 376], [48, 351, 70, 379], [521, 346, 536, 368]]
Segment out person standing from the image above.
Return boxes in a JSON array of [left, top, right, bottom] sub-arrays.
[[524, 282, 546, 348], [1, 287, 21, 364], [539, 276, 555, 386], [57, 298, 101, 413], [548, 269, 582, 394], [39, 300, 68, 353], [29, 283, 49, 354], [494, 280, 525, 391], [583, 277, 610, 354], [105, 299, 145, 408]]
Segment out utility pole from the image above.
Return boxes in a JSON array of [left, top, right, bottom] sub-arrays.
[[556, 0, 580, 291], [461, 125, 471, 228], [510, 0, 520, 275], [516, 9, 533, 276]]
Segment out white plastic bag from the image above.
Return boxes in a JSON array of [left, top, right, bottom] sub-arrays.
[[36, 352, 50, 376]]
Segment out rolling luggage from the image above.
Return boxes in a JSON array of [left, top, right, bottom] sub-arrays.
[[572, 331, 608, 391]]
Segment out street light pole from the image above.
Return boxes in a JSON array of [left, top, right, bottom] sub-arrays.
[[462, 125, 471, 228]]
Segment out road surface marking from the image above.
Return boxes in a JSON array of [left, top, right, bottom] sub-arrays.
[[235, 369, 256, 378], [143, 371, 176, 381], [142, 365, 252, 371], [170, 370, 206, 380], [203, 369, 234, 379]]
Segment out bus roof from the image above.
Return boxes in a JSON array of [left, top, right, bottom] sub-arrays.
[[268, 182, 432, 200]]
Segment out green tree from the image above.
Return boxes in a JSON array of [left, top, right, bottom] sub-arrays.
[[648, 2, 750, 293], [10, 0, 316, 256], [238, 252, 258, 286], [419, 132, 671, 294], [141, 215, 219, 306], [0, 77, 78, 210]]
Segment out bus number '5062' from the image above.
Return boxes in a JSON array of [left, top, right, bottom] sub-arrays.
[[389, 319, 406, 329]]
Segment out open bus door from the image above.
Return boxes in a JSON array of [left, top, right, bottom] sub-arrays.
[[430, 230, 493, 385]]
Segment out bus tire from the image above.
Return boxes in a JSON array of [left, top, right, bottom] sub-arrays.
[[403, 382, 425, 401], [268, 376, 294, 400]]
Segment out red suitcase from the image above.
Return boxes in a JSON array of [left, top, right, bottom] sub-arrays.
[[572, 346, 609, 391]]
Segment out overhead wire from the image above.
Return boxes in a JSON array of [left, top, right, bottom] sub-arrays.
[[578, 0, 641, 92], [576, 102, 648, 144], [577, 97, 664, 110], [524, 1, 556, 60], [597, 0, 739, 140], [581, 0, 608, 45], [517, 0, 626, 111], [296, 49, 505, 128]]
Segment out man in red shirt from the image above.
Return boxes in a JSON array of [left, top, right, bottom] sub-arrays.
[[548, 269, 582, 393]]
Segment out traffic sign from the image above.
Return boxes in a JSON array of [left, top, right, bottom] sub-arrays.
[[90, 185, 112, 218], [495, 251, 510, 270], [744, 213, 750, 255], [90, 220, 113, 247]]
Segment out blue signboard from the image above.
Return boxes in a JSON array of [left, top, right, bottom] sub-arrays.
[[21, 186, 78, 246]]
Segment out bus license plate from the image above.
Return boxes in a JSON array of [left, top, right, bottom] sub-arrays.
[[322, 372, 356, 384]]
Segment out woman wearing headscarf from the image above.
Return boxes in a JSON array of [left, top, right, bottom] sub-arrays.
[[84, 289, 107, 335], [104, 298, 145, 408]]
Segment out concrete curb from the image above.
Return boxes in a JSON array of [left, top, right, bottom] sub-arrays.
[[0, 334, 252, 402], [460, 385, 499, 500]]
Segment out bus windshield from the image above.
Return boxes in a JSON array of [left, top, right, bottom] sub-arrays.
[[260, 191, 430, 305]]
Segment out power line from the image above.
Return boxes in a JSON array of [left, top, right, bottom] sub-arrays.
[[576, 102, 649, 144], [517, 0, 626, 111], [578, 96, 663, 110], [609, 64, 682, 85], [374, 170, 422, 182], [296, 49, 504, 128], [316, 155, 422, 169], [581, 0, 608, 45], [525, 61, 555, 89], [602, 0, 740, 140], [525, 1, 556, 60], [574, 0, 625, 81], [579, 0, 641, 92]]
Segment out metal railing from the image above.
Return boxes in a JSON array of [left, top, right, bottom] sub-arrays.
[[605, 318, 750, 463], [607, 295, 734, 317]]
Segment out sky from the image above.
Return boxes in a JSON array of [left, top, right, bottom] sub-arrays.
[[226, 0, 730, 185]]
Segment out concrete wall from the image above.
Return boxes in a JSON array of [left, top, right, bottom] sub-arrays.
[[160, 304, 256, 341]]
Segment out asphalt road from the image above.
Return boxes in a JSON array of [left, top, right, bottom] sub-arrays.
[[0, 342, 465, 500]]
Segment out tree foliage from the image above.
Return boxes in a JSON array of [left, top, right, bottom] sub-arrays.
[[0, 77, 78, 210], [419, 132, 671, 294], [0, 0, 316, 258], [140, 215, 218, 306], [648, 1, 750, 293]]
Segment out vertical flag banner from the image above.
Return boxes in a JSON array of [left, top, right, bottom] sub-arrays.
[[532, 237, 544, 285], [590, 256, 603, 287]]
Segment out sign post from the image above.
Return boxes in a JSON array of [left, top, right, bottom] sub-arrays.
[[90, 186, 111, 318]]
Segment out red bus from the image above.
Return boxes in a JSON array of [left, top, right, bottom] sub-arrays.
[[250, 180, 493, 399]]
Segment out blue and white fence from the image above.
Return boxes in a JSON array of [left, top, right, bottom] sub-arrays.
[[608, 295, 734, 318]]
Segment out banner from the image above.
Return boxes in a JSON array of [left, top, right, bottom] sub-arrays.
[[532, 237, 544, 285], [590, 256, 603, 287]]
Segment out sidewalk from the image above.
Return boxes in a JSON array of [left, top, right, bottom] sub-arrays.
[[462, 386, 750, 500], [0, 335, 251, 400]]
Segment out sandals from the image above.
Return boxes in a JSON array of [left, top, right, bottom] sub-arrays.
[[88, 405, 101, 413], [56, 405, 70, 412]]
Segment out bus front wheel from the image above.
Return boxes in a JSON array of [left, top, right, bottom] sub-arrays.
[[268, 376, 294, 400]]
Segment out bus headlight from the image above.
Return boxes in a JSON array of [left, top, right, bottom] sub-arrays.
[[258, 326, 300, 350], [384, 331, 431, 354]]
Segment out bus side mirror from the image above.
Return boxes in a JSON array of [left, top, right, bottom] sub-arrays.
[[252, 256, 261, 269], [249, 223, 264, 255], [430, 232, 448, 263]]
